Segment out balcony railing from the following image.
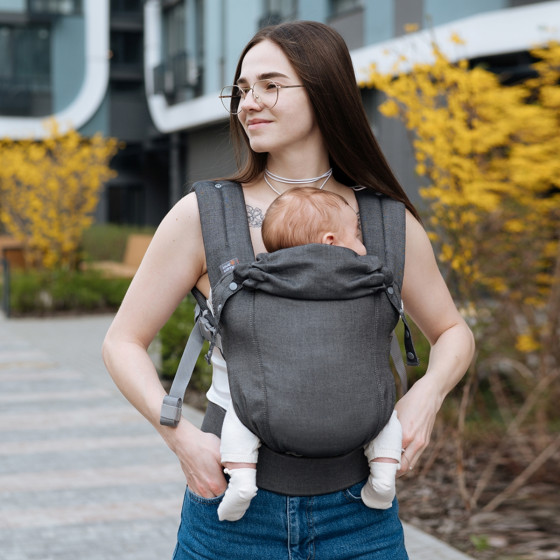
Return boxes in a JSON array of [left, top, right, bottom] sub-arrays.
[[27, 0, 82, 19], [153, 51, 202, 101]]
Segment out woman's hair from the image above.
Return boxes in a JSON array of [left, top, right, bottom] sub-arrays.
[[225, 20, 419, 220], [262, 187, 350, 252]]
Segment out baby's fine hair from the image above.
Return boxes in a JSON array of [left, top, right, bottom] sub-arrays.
[[262, 187, 350, 253]]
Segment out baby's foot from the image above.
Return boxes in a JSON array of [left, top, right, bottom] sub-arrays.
[[361, 462, 399, 509], [217, 468, 258, 521]]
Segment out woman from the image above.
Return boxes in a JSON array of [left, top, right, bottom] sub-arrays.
[[103, 21, 475, 559]]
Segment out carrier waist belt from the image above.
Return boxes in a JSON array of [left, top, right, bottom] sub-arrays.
[[201, 401, 369, 496], [256, 445, 369, 496]]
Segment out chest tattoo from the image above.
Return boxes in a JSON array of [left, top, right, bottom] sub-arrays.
[[246, 204, 265, 228]]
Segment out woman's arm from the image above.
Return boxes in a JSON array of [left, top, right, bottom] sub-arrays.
[[102, 192, 226, 497], [396, 211, 475, 476]]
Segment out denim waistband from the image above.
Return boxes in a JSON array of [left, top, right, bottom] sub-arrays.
[[201, 401, 369, 496]]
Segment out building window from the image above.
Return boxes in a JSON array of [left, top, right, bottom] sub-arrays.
[[110, 0, 142, 13], [0, 26, 51, 89], [260, 0, 297, 26], [111, 31, 143, 67], [107, 183, 145, 225], [163, 1, 186, 64], [329, 0, 362, 17], [155, 0, 203, 101], [28, 0, 82, 16]]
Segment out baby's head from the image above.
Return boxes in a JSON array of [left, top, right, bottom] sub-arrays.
[[262, 187, 366, 255]]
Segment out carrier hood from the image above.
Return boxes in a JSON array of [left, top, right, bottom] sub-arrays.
[[233, 244, 393, 300]]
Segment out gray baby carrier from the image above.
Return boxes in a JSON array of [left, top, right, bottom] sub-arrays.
[[161, 180, 418, 495]]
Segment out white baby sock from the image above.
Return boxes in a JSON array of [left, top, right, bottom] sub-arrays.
[[361, 462, 400, 509], [217, 468, 258, 522]]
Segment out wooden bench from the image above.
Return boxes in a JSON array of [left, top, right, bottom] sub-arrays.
[[0, 236, 25, 269], [86, 233, 153, 278]]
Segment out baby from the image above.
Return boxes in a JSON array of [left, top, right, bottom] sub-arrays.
[[218, 187, 402, 521]]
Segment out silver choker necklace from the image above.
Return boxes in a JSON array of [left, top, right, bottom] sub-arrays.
[[264, 168, 333, 196]]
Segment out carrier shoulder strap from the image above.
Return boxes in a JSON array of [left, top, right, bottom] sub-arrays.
[[355, 190, 405, 287], [160, 180, 253, 426], [194, 180, 254, 286], [356, 189, 419, 391]]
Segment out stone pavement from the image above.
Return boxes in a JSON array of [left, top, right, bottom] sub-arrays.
[[0, 313, 474, 560]]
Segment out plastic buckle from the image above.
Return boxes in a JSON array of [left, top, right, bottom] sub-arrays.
[[198, 310, 217, 340], [160, 395, 183, 427]]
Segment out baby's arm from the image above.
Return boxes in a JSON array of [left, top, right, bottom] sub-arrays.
[[221, 404, 260, 464], [364, 410, 402, 463], [218, 405, 261, 521]]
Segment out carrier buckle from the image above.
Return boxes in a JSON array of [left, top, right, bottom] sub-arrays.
[[160, 395, 183, 427]]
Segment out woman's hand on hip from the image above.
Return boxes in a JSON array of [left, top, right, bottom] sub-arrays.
[[394, 375, 441, 477], [165, 420, 227, 497]]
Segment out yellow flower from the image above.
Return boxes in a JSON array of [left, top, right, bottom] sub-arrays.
[[516, 334, 540, 353], [379, 99, 400, 117], [450, 32, 466, 45], [404, 23, 419, 33]]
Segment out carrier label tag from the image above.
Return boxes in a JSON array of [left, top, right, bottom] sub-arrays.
[[219, 258, 239, 275]]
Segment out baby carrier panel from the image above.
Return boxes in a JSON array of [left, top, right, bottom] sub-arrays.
[[220, 244, 399, 457], [191, 181, 417, 461]]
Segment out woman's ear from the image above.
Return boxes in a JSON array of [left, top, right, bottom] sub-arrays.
[[321, 232, 336, 246]]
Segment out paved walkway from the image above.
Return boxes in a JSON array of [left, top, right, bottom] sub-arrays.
[[0, 313, 474, 560]]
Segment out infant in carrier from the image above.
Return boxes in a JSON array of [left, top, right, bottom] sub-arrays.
[[217, 187, 403, 522]]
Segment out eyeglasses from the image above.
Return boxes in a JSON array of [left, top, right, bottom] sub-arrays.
[[219, 80, 305, 115]]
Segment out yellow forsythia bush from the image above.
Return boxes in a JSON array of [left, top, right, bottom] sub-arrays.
[[0, 120, 120, 269], [363, 38, 560, 357]]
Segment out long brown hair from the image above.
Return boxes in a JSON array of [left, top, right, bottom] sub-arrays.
[[226, 20, 420, 220]]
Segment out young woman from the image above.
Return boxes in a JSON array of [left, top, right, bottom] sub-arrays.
[[102, 20, 475, 559]]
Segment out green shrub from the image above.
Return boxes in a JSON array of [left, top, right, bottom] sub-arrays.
[[81, 223, 156, 262], [8, 269, 130, 315], [158, 295, 213, 393]]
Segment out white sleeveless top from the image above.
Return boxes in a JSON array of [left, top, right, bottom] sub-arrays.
[[205, 290, 232, 410]]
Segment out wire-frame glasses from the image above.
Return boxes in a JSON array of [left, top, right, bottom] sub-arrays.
[[219, 80, 304, 115]]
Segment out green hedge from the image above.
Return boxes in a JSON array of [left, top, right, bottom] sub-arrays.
[[81, 223, 156, 262], [7, 269, 131, 315]]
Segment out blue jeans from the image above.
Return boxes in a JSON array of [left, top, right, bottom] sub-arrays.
[[173, 479, 408, 560]]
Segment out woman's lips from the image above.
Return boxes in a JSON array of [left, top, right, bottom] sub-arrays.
[[247, 119, 271, 130]]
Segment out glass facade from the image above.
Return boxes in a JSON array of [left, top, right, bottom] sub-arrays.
[[0, 24, 51, 115]]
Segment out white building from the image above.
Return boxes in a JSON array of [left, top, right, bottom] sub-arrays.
[[0, 0, 558, 224]]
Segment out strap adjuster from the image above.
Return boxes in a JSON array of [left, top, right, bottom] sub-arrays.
[[160, 395, 183, 427]]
